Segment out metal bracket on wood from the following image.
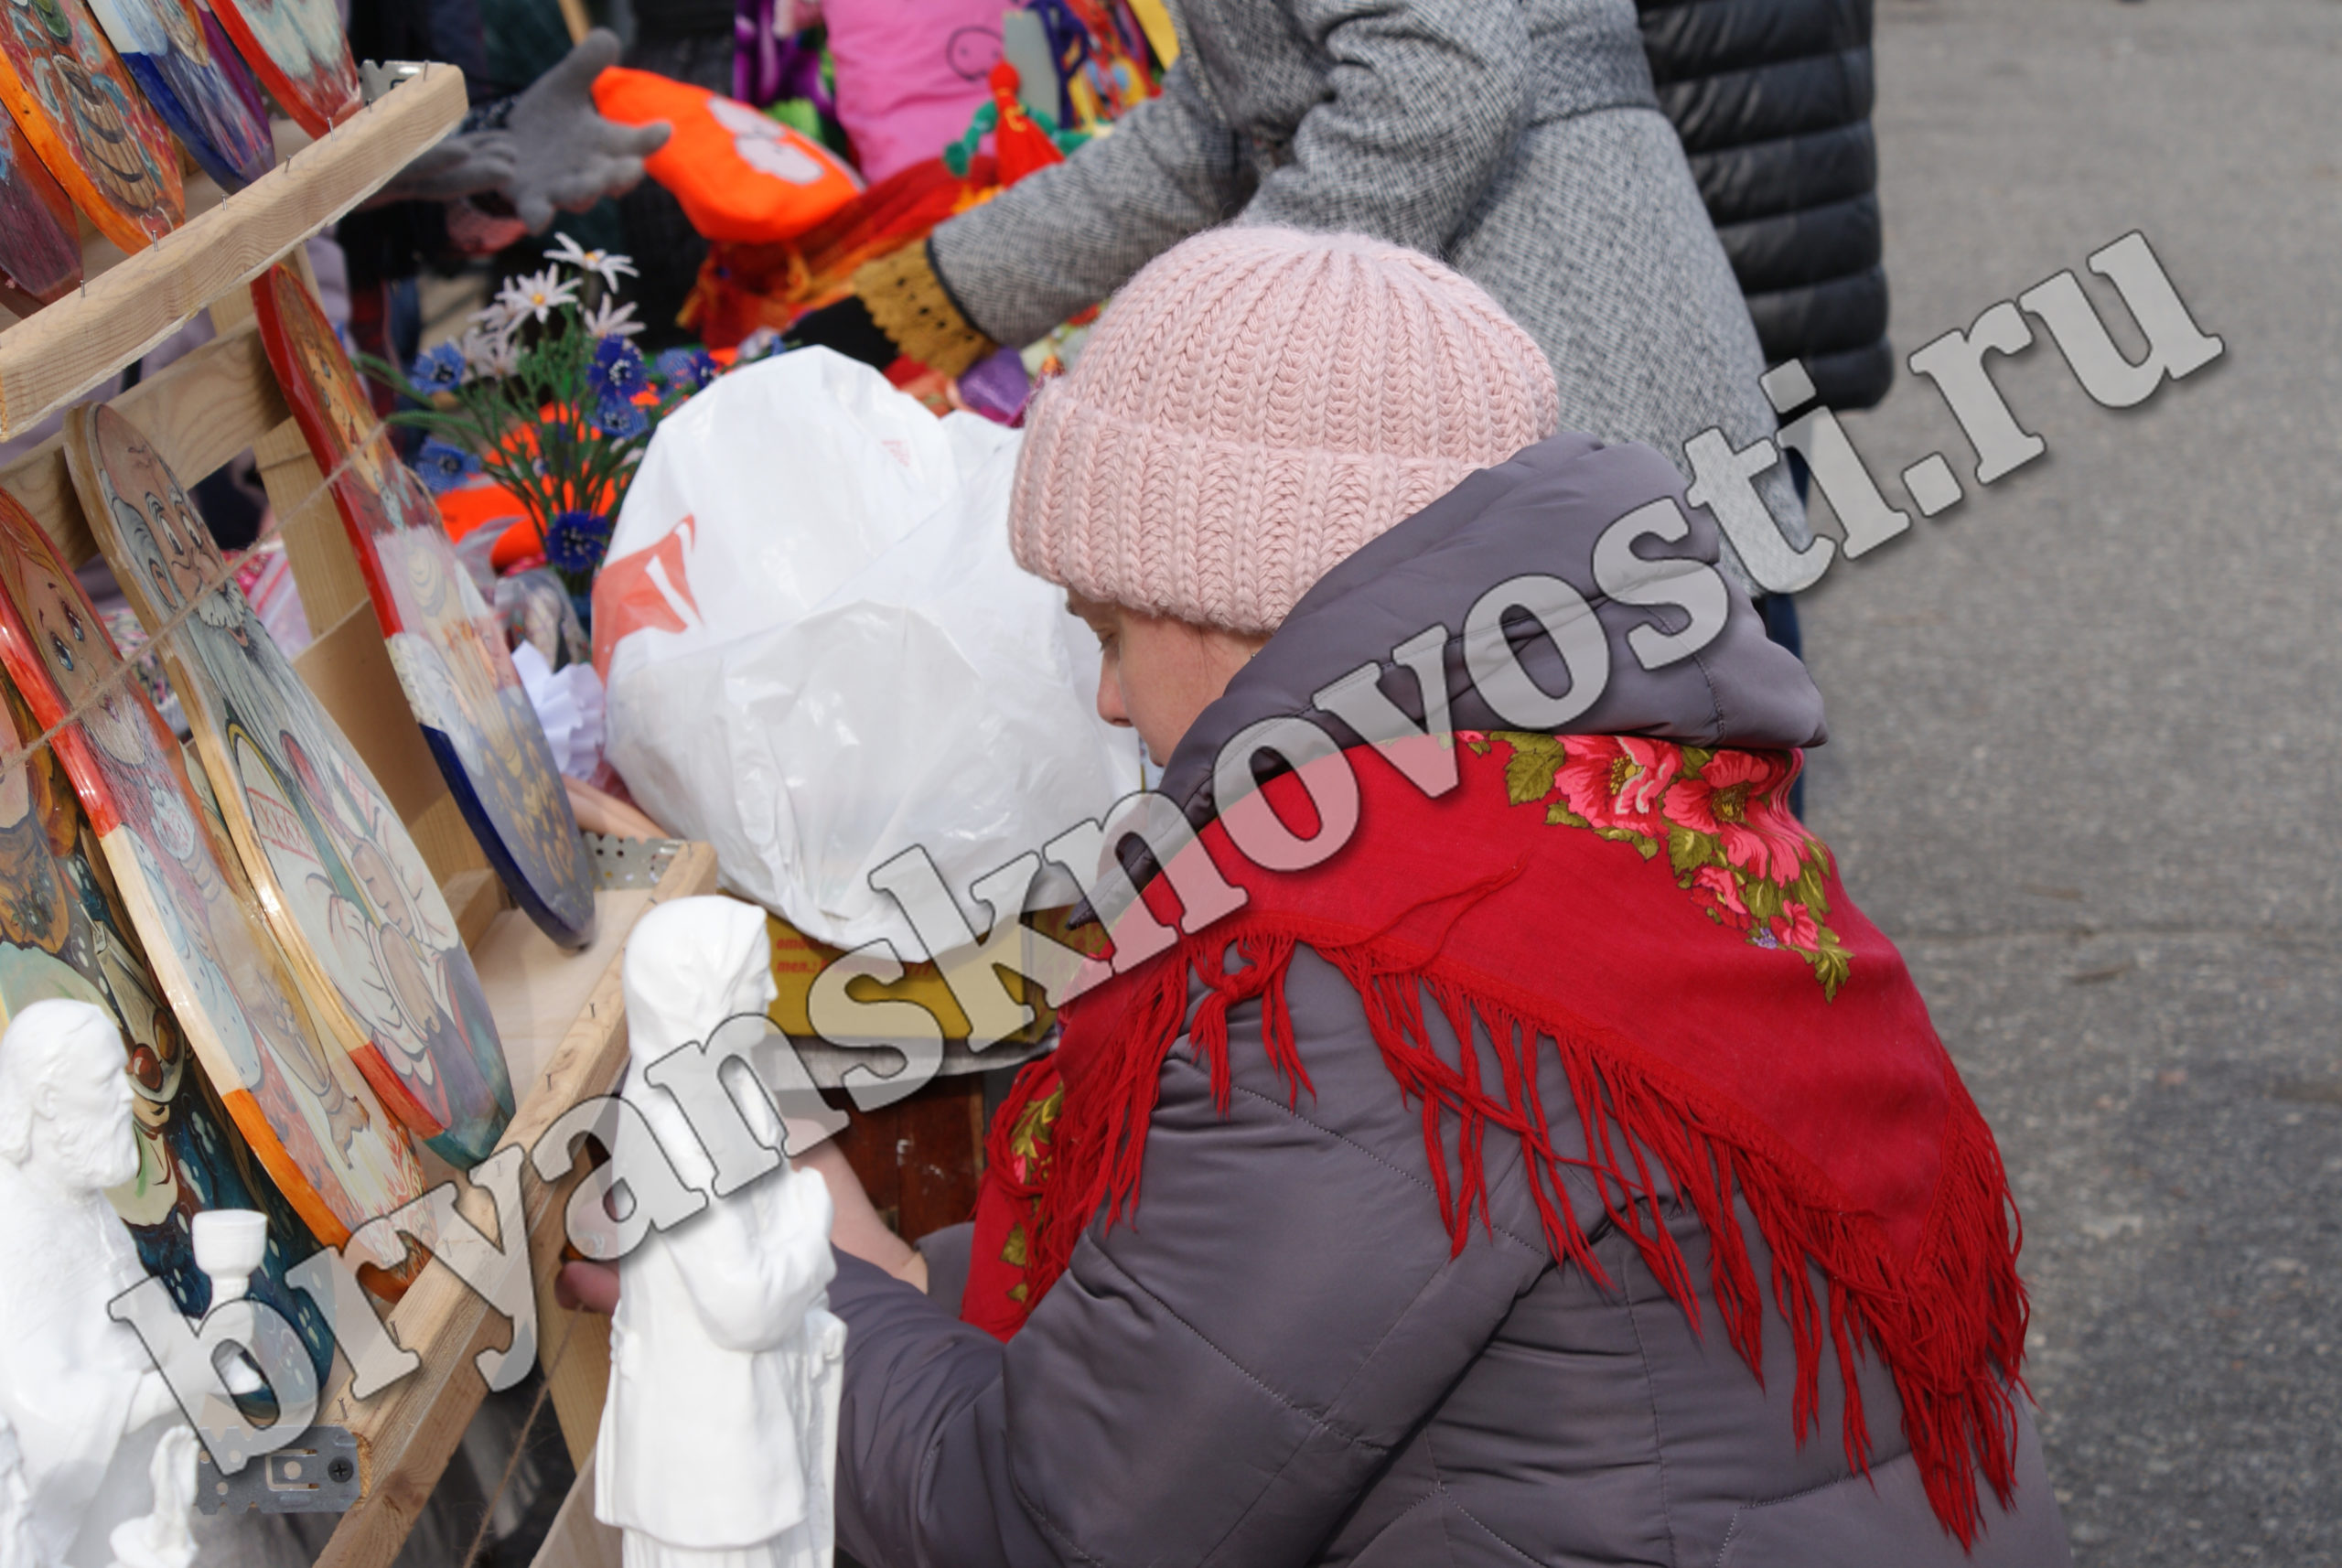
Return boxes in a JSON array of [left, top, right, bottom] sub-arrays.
[[195, 1425, 360, 1514], [359, 59, 428, 105], [584, 832, 684, 889]]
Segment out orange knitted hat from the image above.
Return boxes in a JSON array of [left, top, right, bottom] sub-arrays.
[[1008, 227, 1561, 635]]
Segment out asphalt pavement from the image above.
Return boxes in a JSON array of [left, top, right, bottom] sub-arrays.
[[1799, 2, 2341, 1561]]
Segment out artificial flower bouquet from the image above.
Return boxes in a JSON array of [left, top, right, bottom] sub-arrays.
[[363, 236, 728, 597]]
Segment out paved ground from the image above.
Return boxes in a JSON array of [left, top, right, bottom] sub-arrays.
[[1798, 1, 2341, 1561]]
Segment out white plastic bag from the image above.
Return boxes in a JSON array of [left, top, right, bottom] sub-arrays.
[[597, 349, 1139, 956]]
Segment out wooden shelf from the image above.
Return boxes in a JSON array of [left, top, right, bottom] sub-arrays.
[[0, 63, 465, 437]]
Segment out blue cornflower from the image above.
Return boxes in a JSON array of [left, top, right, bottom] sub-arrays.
[[588, 335, 649, 403], [543, 510, 613, 577], [411, 438, 482, 493], [409, 341, 467, 392], [596, 395, 649, 439], [654, 347, 718, 393]]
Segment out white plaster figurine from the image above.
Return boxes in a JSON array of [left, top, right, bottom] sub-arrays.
[[0, 1000, 198, 1568], [597, 897, 846, 1568]]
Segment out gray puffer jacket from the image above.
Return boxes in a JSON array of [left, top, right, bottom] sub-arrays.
[[829, 435, 2068, 1567], [928, 0, 1803, 560]]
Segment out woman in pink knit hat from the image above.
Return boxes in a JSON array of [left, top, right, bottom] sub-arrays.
[[727, 228, 2066, 1566]]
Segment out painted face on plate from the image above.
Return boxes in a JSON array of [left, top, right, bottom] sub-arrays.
[[295, 328, 378, 458], [349, 838, 411, 938], [49, 45, 164, 214], [98, 419, 216, 611], [16, 548, 101, 711]]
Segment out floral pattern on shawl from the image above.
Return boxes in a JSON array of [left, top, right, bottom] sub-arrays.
[[1475, 733, 1852, 998]]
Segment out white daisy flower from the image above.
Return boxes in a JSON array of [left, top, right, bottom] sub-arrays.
[[461, 325, 520, 378], [581, 298, 643, 339], [545, 233, 639, 292], [497, 267, 580, 325]]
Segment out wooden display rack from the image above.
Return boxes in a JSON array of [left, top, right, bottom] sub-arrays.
[[0, 64, 718, 1568]]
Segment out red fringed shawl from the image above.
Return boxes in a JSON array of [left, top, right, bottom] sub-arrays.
[[963, 734, 2029, 1544]]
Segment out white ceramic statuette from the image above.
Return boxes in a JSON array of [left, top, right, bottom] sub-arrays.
[[0, 1000, 198, 1568], [596, 897, 846, 1568]]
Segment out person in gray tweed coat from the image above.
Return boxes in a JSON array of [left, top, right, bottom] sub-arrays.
[[795, 0, 1806, 577]]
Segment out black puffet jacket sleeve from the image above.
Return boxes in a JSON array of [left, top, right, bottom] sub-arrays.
[[1638, 0, 1893, 411]]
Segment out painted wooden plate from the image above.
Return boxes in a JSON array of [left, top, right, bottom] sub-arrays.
[[0, 668, 337, 1377], [252, 265, 600, 950], [0, 111, 78, 314], [0, 489, 425, 1271], [0, 0, 183, 252], [70, 404, 517, 1165], [85, 0, 272, 190], [204, 0, 353, 139]]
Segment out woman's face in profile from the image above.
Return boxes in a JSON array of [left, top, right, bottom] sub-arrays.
[[1069, 592, 1265, 767]]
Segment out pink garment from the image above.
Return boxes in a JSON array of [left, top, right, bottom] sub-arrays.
[[1008, 227, 1562, 635], [824, 0, 1006, 182]]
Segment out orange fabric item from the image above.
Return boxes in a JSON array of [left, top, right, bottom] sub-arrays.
[[436, 479, 529, 542], [680, 155, 996, 349], [593, 67, 864, 243], [490, 516, 546, 574]]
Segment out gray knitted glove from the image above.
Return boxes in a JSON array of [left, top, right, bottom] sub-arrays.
[[371, 132, 519, 206], [500, 30, 671, 233]]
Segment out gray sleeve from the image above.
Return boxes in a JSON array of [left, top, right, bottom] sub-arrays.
[[1240, 0, 1532, 253], [913, 1219, 974, 1313], [828, 949, 1554, 1567], [926, 62, 1251, 348]]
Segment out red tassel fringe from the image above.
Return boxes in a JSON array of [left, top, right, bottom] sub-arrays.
[[1026, 924, 2031, 1548]]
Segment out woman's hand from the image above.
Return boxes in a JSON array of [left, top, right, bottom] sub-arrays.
[[555, 1259, 621, 1315], [795, 1139, 929, 1292], [565, 776, 668, 840]]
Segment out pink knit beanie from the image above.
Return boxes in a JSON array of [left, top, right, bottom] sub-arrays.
[[1008, 227, 1560, 635]]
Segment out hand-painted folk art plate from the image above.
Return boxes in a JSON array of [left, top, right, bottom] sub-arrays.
[[0, 112, 78, 314], [0, 669, 337, 1379], [84, 0, 272, 190], [0, 0, 184, 252], [70, 405, 517, 1165], [253, 266, 600, 950], [203, 0, 353, 139], [0, 489, 426, 1275]]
